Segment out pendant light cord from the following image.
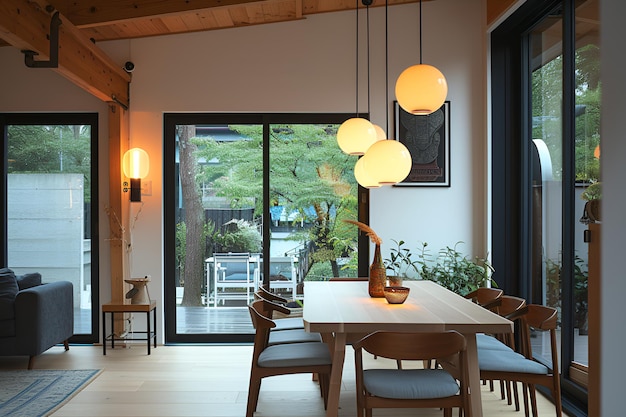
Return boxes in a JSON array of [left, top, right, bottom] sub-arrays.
[[419, 0, 423, 64], [385, 0, 389, 136], [355, 0, 359, 117], [366, 3, 371, 119]]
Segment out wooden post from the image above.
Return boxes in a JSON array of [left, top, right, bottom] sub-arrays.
[[108, 104, 130, 337]]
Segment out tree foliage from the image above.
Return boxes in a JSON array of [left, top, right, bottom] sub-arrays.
[[194, 123, 359, 278]]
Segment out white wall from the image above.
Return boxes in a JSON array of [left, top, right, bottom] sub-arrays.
[[0, 0, 486, 341]]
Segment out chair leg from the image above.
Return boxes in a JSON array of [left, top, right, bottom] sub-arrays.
[[505, 380, 513, 405], [246, 376, 262, 417], [27, 355, 35, 369], [529, 384, 539, 417], [522, 383, 531, 417], [64, 339, 70, 350], [444, 407, 452, 417], [512, 380, 521, 411]]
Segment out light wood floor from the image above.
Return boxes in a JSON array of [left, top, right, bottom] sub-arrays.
[[0, 344, 568, 417]]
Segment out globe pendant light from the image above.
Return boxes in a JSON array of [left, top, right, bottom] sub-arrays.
[[354, 156, 381, 188], [362, 139, 412, 185], [337, 0, 377, 156], [395, 0, 447, 115], [361, 0, 412, 186]]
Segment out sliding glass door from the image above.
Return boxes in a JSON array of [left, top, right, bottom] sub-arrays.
[[1, 113, 99, 343], [164, 113, 364, 343], [492, 0, 600, 413]]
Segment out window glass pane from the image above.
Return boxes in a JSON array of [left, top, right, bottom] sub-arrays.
[[573, 0, 600, 370], [530, 10, 563, 369], [269, 123, 359, 291], [6, 124, 93, 335]]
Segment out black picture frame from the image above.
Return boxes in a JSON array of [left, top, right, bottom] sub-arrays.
[[394, 101, 450, 187]]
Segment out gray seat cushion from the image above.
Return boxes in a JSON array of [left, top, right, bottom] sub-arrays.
[[268, 329, 322, 346], [363, 369, 460, 399], [258, 342, 331, 367], [476, 333, 513, 351], [478, 349, 549, 374]]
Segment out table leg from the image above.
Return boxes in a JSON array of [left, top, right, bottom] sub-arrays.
[[111, 311, 115, 349], [102, 311, 106, 355], [153, 306, 157, 348], [465, 333, 481, 417], [146, 311, 151, 355], [325, 332, 346, 417]]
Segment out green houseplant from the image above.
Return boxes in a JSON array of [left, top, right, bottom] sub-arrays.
[[416, 242, 496, 296], [383, 239, 420, 285]]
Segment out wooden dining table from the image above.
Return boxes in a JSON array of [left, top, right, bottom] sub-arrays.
[[303, 280, 513, 417]]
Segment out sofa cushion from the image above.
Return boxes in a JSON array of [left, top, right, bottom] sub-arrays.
[[0, 268, 19, 321], [17, 272, 42, 290]]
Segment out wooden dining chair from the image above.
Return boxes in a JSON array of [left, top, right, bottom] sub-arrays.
[[476, 295, 527, 410], [478, 304, 562, 417], [249, 299, 320, 345], [464, 287, 503, 311], [246, 302, 332, 417], [253, 290, 304, 331], [353, 330, 470, 417]]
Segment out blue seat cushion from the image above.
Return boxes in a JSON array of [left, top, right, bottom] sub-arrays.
[[478, 349, 549, 374], [363, 369, 460, 399], [476, 333, 513, 351], [258, 342, 331, 367], [268, 329, 322, 346]]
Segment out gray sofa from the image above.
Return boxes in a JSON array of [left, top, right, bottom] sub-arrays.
[[0, 268, 74, 369]]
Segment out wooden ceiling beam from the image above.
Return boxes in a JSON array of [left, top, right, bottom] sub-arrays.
[[48, 0, 268, 27], [0, 0, 131, 107]]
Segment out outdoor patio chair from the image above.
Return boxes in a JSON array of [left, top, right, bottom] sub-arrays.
[[353, 330, 470, 417], [246, 302, 332, 417]]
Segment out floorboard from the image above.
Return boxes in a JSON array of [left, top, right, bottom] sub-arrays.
[[0, 345, 569, 417]]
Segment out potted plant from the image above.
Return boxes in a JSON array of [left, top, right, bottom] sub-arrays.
[[383, 239, 420, 286]]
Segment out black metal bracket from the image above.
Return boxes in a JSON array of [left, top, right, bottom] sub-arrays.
[[22, 11, 62, 68]]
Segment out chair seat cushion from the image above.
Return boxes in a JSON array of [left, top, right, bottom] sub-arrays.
[[268, 329, 322, 346], [478, 349, 549, 374], [363, 369, 460, 400], [476, 333, 513, 351], [272, 317, 304, 331], [258, 342, 331, 367]]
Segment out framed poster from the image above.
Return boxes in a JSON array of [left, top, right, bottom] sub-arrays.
[[394, 101, 450, 187]]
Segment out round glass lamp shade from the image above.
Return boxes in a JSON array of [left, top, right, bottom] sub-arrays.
[[362, 139, 412, 185], [337, 118, 378, 155], [354, 157, 381, 189], [395, 64, 448, 115], [372, 123, 387, 141], [123, 147, 150, 179]]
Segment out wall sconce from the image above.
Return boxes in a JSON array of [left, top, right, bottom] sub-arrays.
[[123, 147, 149, 202]]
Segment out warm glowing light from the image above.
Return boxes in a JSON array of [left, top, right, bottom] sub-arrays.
[[354, 157, 381, 189], [123, 148, 150, 179], [362, 139, 412, 185], [395, 64, 448, 115], [372, 124, 387, 141], [337, 118, 378, 155]]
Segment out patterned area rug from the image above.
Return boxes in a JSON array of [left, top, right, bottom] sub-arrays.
[[0, 369, 101, 417]]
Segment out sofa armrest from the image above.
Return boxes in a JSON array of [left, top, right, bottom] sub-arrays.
[[14, 281, 74, 355]]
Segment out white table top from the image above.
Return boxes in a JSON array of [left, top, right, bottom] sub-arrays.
[[303, 280, 513, 335]]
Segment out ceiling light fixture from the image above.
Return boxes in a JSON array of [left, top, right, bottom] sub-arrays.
[[395, 0, 447, 115], [337, 0, 378, 156], [360, 0, 411, 186]]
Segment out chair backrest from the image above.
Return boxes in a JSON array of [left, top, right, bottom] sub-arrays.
[[498, 295, 527, 319], [353, 330, 466, 362], [465, 287, 503, 311], [518, 304, 559, 366], [256, 286, 289, 304]]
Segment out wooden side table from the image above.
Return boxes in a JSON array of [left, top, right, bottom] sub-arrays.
[[102, 301, 157, 355]]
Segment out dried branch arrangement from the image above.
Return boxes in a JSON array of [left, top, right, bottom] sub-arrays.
[[343, 219, 382, 245]]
